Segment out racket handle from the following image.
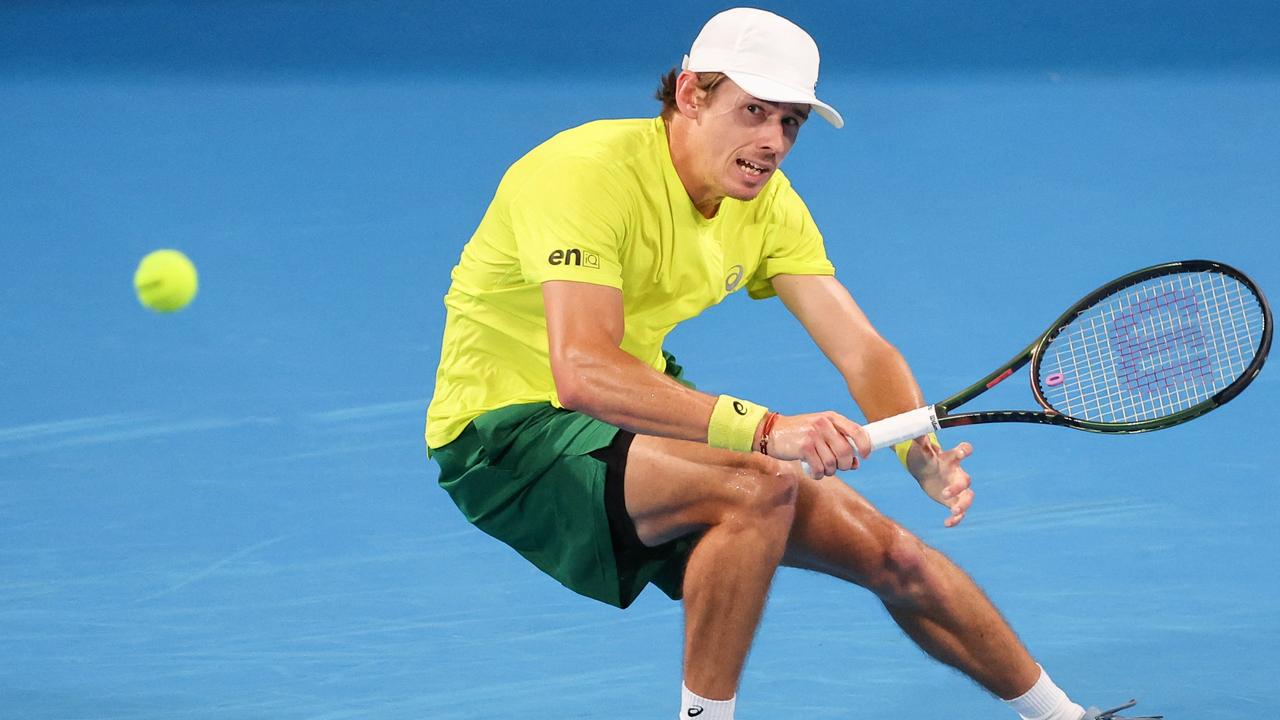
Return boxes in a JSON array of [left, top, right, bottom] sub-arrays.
[[862, 406, 941, 451], [800, 406, 940, 476]]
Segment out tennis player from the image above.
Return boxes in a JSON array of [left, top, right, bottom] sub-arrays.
[[426, 8, 1153, 720]]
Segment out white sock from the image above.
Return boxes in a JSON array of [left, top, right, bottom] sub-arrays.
[[1004, 666, 1086, 720], [679, 682, 735, 720]]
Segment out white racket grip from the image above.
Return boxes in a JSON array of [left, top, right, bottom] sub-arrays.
[[862, 406, 941, 452], [799, 406, 940, 476]]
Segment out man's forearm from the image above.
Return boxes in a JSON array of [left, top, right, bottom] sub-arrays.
[[554, 345, 721, 442], [844, 340, 928, 423]]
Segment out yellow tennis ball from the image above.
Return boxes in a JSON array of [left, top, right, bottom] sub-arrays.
[[134, 249, 198, 312]]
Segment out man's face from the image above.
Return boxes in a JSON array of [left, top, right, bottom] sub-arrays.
[[687, 79, 809, 203]]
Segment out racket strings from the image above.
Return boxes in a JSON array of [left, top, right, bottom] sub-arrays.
[[1039, 271, 1266, 423]]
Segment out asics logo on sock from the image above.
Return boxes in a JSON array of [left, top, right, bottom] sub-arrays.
[[687, 708, 704, 717]]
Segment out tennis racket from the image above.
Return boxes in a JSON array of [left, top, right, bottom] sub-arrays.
[[814, 259, 1272, 467]]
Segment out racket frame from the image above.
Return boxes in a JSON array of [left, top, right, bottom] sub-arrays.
[[932, 259, 1272, 435]]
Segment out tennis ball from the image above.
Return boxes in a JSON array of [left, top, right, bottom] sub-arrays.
[[134, 249, 198, 312]]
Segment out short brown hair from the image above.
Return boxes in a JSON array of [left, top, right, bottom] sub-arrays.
[[655, 69, 727, 120]]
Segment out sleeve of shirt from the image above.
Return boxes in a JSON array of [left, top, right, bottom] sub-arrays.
[[508, 156, 628, 290], [745, 175, 836, 300]]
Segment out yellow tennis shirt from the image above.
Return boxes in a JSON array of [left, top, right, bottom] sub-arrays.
[[426, 116, 835, 448]]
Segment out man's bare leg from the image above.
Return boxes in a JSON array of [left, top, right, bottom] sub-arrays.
[[679, 484, 796, 698], [618, 434, 1044, 707], [621, 436, 802, 700], [783, 473, 1041, 699]]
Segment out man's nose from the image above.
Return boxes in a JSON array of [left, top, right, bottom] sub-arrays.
[[757, 119, 787, 152]]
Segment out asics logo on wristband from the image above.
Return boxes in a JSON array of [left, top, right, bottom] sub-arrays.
[[732, 401, 747, 415]]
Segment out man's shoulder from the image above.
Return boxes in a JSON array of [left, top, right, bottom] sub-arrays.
[[500, 117, 661, 202], [524, 117, 661, 169], [547, 117, 659, 148]]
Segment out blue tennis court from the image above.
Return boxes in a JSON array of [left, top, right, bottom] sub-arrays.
[[2, 3, 1277, 718]]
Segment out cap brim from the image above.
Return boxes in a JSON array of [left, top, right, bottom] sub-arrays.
[[722, 70, 844, 129]]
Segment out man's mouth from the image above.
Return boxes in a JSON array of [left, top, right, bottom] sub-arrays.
[[736, 158, 771, 176]]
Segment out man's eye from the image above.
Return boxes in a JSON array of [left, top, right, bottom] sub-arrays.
[[746, 104, 761, 114]]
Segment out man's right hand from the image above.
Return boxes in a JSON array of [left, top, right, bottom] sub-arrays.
[[762, 412, 870, 478]]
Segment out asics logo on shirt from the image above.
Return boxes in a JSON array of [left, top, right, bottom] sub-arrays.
[[547, 248, 599, 268], [725, 264, 745, 292]]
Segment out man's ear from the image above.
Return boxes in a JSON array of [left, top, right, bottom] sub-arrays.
[[673, 70, 702, 119]]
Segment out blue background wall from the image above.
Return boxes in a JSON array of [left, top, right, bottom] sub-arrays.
[[2, 3, 1277, 718], [6, 1, 1280, 76]]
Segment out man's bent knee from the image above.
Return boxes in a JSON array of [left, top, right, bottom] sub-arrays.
[[625, 439, 802, 548], [868, 527, 936, 607], [715, 455, 800, 531]]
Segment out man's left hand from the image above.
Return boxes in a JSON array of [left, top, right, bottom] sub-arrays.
[[906, 438, 974, 528]]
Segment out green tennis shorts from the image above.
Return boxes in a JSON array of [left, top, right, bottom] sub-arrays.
[[430, 352, 699, 609]]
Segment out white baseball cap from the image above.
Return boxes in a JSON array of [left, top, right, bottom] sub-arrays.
[[682, 7, 843, 129]]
